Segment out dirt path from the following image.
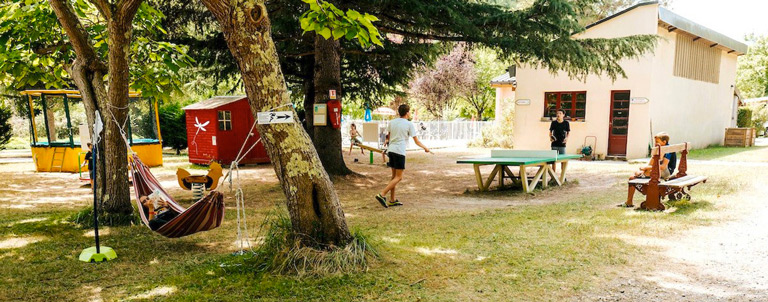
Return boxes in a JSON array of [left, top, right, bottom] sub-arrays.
[[574, 161, 768, 301]]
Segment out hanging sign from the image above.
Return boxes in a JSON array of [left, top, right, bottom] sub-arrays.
[[258, 111, 294, 124], [313, 104, 327, 126], [515, 99, 531, 105]]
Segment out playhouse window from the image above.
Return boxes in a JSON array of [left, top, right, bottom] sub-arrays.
[[544, 92, 587, 120], [218, 111, 232, 131]]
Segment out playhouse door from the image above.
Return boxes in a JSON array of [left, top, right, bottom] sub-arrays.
[[608, 91, 630, 156]]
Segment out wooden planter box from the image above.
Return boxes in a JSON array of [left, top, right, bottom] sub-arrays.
[[724, 128, 756, 147]]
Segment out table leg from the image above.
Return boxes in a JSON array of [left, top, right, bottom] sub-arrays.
[[499, 165, 505, 188], [527, 164, 546, 192], [484, 165, 501, 190], [559, 161, 569, 184], [542, 163, 548, 189], [520, 165, 528, 193], [546, 164, 561, 186], [473, 164, 484, 191]]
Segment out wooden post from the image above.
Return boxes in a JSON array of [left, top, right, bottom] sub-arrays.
[[520, 165, 528, 193], [641, 144, 664, 211], [675, 142, 688, 178], [473, 164, 484, 191]]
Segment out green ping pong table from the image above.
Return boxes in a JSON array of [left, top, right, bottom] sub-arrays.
[[456, 150, 581, 193]]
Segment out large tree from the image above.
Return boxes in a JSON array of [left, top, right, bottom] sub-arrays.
[[1, 0, 189, 219], [737, 35, 768, 99], [197, 0, 356, 246]]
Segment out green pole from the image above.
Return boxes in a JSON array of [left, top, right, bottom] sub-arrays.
[[63, 95, 74, 147], [369, 150, 373, 164], [41, 94, 51, 144]]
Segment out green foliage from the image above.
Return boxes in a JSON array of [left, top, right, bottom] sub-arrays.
[[469, 102, 514, 148], [736, 35, 768, 99], [230, 210, 376, 276], [299, 0, 383, 48], [737, 107, 753, 128], [158, 102, 188, 154], [0, 0, 192, 101], [750, 105, 768, 135], [0, 105, 12, 149]]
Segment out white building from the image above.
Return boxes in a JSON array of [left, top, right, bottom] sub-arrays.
[[492, 1, 747, 159]]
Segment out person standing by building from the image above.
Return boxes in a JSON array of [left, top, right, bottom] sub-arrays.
[[549, 109, 570, 154], [375, 104, 430, 208]]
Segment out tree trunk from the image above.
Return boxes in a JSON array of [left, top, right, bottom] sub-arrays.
[[49, 0, 141, 216], [199, 0, 352, 247], [100, 16, 136, 215], [302, 55, 315, 139], [312, 36, 351, 176]]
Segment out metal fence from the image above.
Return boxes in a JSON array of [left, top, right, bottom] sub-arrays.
[[341, 118, 492, 148]]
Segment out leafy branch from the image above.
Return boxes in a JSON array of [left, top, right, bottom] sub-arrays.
[[299, 0, 382, 48]]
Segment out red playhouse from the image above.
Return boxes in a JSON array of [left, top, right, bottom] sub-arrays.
[[182, 96, 270, 165]]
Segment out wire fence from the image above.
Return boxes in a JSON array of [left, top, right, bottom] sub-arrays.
[[342, 118, 493, 149]]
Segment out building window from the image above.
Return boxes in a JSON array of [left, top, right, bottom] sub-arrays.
[[544, 92, 586, 119], [218, 111, 232, 131], [674, 34, 721, 83]]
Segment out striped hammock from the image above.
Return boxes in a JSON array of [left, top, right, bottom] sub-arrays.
[[130, 154, 225, 238]]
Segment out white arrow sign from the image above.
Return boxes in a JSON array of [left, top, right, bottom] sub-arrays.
[[258, 111, 294, 124]]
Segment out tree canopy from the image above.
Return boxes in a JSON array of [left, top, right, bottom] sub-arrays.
[[737, 35, 768, 99], [0, 0, 192, 100]]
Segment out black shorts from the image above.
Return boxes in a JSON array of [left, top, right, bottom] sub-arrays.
[[387, 152, 406, 170]]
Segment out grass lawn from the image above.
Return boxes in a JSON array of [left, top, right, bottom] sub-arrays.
[[688, 144, 768, 162], [0, 148, 752, 301]]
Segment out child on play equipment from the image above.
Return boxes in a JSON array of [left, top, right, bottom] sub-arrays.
[[80, 143, 94, 187], [140, 191, 179, 230], [375, 104, 430, 208], [620, 132, 677, 207], [348, 123, 365, 155]]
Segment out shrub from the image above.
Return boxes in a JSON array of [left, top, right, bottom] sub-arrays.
[[737, 107, 753, 128], [0, 105, 12, 150], [469, 101, 513, 148], [158, 102, 187, 154]]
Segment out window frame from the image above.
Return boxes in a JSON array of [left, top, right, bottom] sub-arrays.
[[218, 110, 232, 131], [543, 91, 587, 120]]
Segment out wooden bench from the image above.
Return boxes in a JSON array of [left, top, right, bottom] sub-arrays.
[[628, 142, 708, 211]]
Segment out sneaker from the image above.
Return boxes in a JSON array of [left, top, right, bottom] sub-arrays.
[[617, 203, 635, 208], [388, 200, 403, 207], [375, 194, 388, 208]]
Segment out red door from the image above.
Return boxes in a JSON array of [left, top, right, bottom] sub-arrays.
[[608, 91, 631, 156]]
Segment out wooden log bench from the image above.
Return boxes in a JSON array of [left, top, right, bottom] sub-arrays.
[[627, 142, 708, 211]]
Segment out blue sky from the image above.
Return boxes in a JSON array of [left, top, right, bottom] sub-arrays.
[[669, 0, 768, 43]]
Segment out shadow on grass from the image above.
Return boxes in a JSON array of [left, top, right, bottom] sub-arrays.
[[664, 200, 714, 216], [462, 179, 579, 197]]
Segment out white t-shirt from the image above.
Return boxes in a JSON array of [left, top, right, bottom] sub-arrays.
[[387, 118, 417, 156]]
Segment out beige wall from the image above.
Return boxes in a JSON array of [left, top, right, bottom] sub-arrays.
[[649, 28, 739, 150], [510, 3, 740, 158], [513, 4, 657, 158]]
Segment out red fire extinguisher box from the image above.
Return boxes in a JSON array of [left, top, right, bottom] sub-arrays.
[[327, 99, 342, 129]]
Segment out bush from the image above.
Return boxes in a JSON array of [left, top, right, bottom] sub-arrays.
[[751, 105, 768, 135], [0, 105, 12, 150], [737, 107, 753, 128], [469, 101, 513, 148], [158, 102, 187, 154]]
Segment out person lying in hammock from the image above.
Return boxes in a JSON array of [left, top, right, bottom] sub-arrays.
[[140, 194, 179, 231]]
